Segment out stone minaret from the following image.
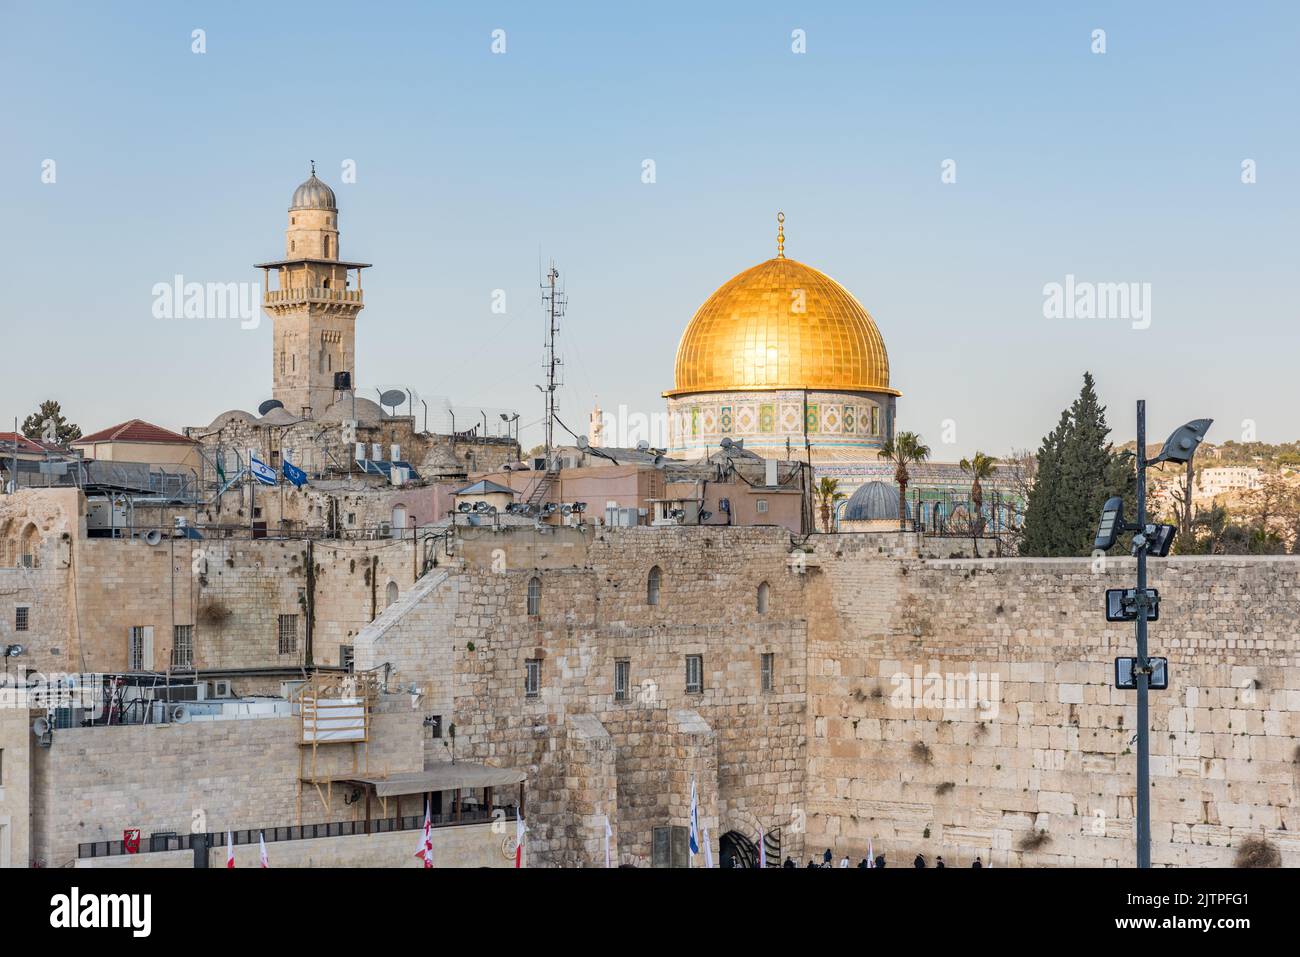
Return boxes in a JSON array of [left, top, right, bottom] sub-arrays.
[[257, 163, 370, 418]]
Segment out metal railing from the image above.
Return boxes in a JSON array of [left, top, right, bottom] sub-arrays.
[[77, 806, 516, 859]]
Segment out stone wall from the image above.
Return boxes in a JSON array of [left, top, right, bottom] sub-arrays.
[[29, 706, 422, 867], [353, 524, 809, 867], [805, 547, 1300, 867]]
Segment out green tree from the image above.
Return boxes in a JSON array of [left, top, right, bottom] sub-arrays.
[[879, 432, 931, 531], [815, 477, 846, 533], [1021, 373, 1134, 556], [21, 399, 81, 445], [959, 452, 999, 557]]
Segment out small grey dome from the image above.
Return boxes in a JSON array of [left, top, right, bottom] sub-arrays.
[[842, 480, 899, 521], [290, 169, 337, 211]]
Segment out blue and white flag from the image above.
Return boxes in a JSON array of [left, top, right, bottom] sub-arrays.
[[249, 452, 277, 486], [688, 776, 700, 857], [282, 454, 308, 489]]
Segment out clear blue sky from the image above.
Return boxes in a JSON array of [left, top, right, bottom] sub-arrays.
[[2, 1, 1296, 457]]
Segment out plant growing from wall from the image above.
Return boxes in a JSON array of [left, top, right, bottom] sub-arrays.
[[197, 602, 231, 626], [1233, 836, 1280, 868], [1018, 830, 1051, 852]]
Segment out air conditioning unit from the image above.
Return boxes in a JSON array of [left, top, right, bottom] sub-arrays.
[[146, 683, 204, 703], [211, 679, 234, 699]]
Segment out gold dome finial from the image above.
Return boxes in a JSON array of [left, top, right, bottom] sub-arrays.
[[776, 211, 785, 258]]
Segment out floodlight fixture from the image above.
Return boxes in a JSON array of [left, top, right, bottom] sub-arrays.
[[1094, 496, 1125, 551], [1150, 419, 1213, 465]]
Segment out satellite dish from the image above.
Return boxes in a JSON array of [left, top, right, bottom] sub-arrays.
[[258, 398, 284, 416], [719, 437, 734, 450], [577, 435, 590, 450], [143, 529, 163, 546], [32, 716, 50, 737], [636, 439, 650, 452], [700, 511, 713, 522], [379, 389, 406, 411], [457, 501, 470, 513], [171, 705, 191, 724]]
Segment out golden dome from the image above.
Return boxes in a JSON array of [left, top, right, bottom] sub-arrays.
[[666, 252, 896, 398]]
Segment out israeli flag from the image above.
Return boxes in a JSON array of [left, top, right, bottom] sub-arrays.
[[282, 454, 308, 489], [249, 453, 277, 486], [688, 776, 700, 857]]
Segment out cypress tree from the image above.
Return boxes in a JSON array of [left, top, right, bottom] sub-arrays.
[[1020, 373, 1134, 556]]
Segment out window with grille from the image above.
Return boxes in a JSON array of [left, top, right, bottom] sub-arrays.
[[525, 658, 541, 698], [128, 626, 151, 671], [172, 625, 193, 668], [761, 653, 774, 692], [278, 614, 298, 655], [527, 577, 541, 616], [615, 659, 630, 702], [756, 499, 769, 514], [15, 606, 29, 632], [685, 655, 703, 694], [340, 644, 354, 671]]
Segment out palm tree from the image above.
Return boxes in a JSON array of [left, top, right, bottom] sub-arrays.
[[959, 452, 999, 557], [879, 432, 931, 530], [815, 477, 846, 533]]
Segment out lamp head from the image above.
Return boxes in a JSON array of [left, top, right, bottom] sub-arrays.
[[1151, 419, 1213, 465]]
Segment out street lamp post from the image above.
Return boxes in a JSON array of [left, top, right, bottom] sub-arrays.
[[1095, 403, 1211, 869], [1134, 401, 1151, 868]]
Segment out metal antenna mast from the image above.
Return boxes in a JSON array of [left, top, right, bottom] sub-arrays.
[[540, 262, 566, 458]]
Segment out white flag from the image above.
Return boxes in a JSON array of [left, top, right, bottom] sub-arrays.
[[604, 815, 612, 868], [702, 825, 713, 868], [258, 831, 269, 868], [413, 800, 433, 867], [868, 837, 875, 867]]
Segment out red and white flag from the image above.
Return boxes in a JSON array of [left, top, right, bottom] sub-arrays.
[[226, 831, 235, 869], [515, 813, 526, 868], [258, 831, 269, 868], [413, 800, 433, 868]]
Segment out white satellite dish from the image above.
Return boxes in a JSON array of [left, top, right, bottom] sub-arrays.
[[576, 435, 590, 449]]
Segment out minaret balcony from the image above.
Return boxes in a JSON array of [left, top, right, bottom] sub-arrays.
[[264, 286, 364, 307]]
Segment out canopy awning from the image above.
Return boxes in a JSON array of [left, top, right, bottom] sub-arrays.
[[346, 763, 525, 798]]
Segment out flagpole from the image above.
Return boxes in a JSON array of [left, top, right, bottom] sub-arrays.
[[247, 448, 254, 535]]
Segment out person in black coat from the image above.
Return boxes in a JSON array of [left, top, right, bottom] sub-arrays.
[[822, 847, 833, 865], [875, 854, 886, 868], [935, 856, 945, 868], [783, 856, 796, 869], [972, 856, 983, 868], [913, 853, 926, 868], [806, 858, 817, 868], [857, 857, 870, 868]]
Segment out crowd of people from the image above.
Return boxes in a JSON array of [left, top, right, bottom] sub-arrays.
[[779, 848, 986, 868]]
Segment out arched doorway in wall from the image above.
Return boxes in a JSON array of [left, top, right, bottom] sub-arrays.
[[719, 831, 759, 869]]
